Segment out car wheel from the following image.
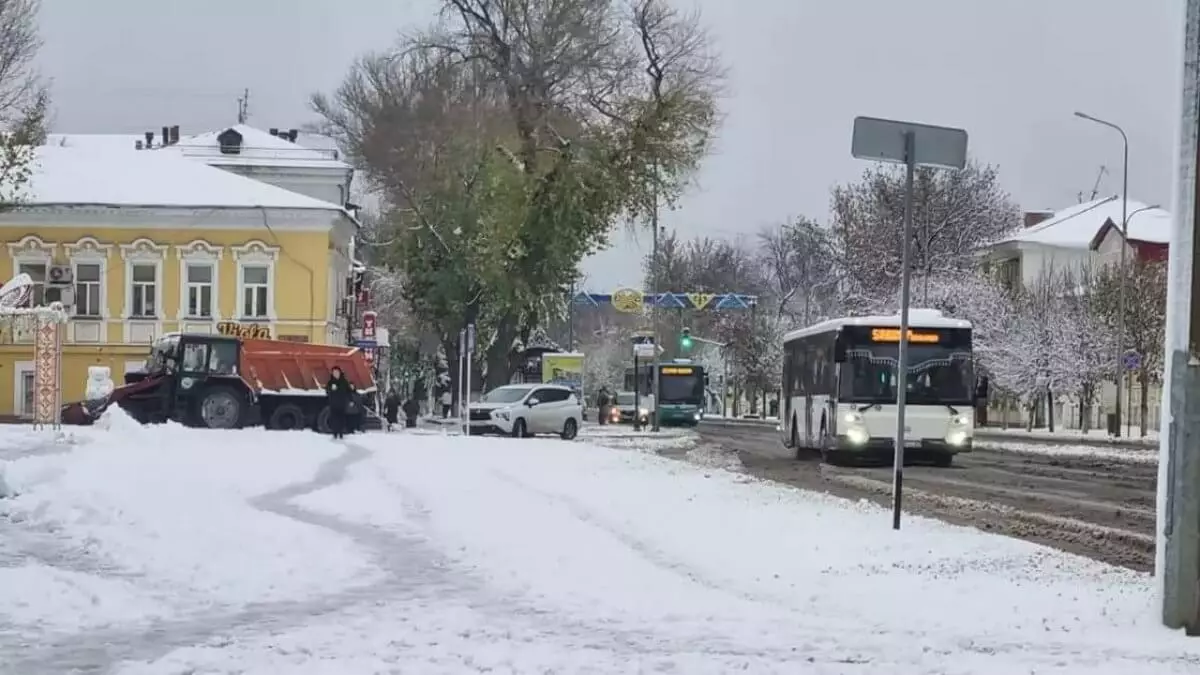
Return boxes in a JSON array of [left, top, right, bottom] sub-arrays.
[[933, 452, 954, 468], [561, 418, 578, 440], [511, 418, 527, 438]]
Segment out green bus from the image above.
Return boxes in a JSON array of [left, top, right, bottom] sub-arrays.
[[623, 360, 706, 426]]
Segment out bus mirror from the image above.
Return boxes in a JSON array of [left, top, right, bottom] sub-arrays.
[[704, 373, 710, 385]]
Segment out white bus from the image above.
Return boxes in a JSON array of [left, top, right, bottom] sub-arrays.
[[779, 309, 974, 466]]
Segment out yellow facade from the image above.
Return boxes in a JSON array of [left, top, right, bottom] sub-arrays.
[[0, 217, 355, 418]]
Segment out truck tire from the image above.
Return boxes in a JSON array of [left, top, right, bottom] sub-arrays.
[[268, 403, 306, 431], [316, 406, 332, 434], [198, 387, 245, 429]]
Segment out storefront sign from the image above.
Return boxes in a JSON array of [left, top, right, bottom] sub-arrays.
[[362, 311, 377, 340], [216, 322, 271, 339]]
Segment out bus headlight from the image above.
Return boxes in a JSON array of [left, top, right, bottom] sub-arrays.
[[639, 408, 649, 417], [844, 411, 863, 424], [946, 431, 968, 446], [951, 415, 969, 426], [846, 428, 869, 445]]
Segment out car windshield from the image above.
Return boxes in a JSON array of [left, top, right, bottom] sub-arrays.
[[616, 393, 637, 405], [839, 343, 974, 407], [481, 386, 532, 404]]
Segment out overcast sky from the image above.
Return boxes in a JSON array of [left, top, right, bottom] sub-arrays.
[[39, 0, 1184, 291]]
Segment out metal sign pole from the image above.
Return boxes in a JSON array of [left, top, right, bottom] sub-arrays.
[[850, 115, 968, 531], [465, 323, 475, 436], [458, 328, 466, 435], [892, 130, 916, 531]]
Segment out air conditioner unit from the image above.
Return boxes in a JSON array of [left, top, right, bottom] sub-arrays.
[[47, 265, 73, 286]]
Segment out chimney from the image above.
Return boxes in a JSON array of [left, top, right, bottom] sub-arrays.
[[161, 126, 170, 147], [135, 140, 144, 150], [287, 129, 298, 142], [268, 128, 279, 136], [1024, 211, 1053, 229], [144, 131, 154, 148], [170, 125, 180, 145]]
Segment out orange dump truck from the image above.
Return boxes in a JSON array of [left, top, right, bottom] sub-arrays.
[[62, 332, 377, 431]]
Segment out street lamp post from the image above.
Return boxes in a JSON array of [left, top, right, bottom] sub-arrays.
[[1074, 111, 1129, 437]]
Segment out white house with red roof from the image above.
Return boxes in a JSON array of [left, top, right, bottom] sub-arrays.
[[978, 194, 1171, 433]]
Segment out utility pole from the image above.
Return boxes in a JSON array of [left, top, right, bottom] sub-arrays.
[[237, 88, 250, 124], [1160, 0, 1200, 634], [650, 178, 662, 432]]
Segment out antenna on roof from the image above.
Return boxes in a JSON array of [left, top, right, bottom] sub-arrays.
[[1077, 165, 1107, 203], [236, 88, 250, 124]]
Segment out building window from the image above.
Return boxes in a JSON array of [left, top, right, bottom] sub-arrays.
[[241, 265, 269, 318], [74, 263, 102, 317], [17, 262, 61, 306], [185, 263, 214, 318], [131, 263, 157, 318]]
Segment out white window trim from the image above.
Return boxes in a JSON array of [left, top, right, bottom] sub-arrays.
[[175, 240, 224, 321], [64, 237, 112, 320], [119, 238, 167, 320], [232, 240, 279, 322], [7, 235, 55, 308], [12, 360, 34, 418]]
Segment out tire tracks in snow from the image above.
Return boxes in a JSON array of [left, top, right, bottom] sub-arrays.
[[3, 441, 821, 674]]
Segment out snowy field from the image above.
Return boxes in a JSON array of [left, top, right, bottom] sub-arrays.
[[0, 411, 1197, 674]]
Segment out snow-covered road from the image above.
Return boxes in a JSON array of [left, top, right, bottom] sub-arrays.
[[1, 412, 1198, 674]]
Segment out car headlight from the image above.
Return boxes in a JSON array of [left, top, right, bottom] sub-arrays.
[[693, 412, 701, 420], [844, 411, 863, 424], [951, 415, 969, 426], [947, 430, 968, 446], [497, 410, 510, 421], [638, 408, 648, 416]]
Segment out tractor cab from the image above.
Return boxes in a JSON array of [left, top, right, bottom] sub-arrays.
[[121, 333, 248, 425]]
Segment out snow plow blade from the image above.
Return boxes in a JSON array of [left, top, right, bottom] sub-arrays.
[[60, 374, 167, 426]]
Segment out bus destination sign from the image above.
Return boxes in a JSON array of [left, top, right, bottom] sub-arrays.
[[870, 328, 939, 344], [661, 366, 694, 375]]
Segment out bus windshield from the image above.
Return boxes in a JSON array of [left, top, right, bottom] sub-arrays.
[[839, 342, 973, 407], [659, 371, 704, 404]]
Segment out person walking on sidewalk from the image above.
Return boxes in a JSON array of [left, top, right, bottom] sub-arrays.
[[325, 366, 352, 439], [383, 390, 401, 431], [441, 389, 453, 418]]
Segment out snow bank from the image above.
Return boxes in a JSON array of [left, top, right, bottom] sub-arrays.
[[0, 564, 168, 635], [0, 407, 380, 616], [978, 440, 1159, 464]]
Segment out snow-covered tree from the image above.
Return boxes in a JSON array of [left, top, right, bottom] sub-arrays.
[[1092, 259, 1167, 434], [581, 326, 630, 393], [830, 160, 1020, 308]]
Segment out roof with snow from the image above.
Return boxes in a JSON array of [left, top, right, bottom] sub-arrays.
[[993, 195, 1171, 249], [782, 309, 970, 343], [20, 146, 349, 212], [46, 125, 350, 170], [174, 125, 350, 169]]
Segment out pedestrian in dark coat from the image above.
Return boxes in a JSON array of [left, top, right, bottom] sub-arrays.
[[402, 397, 421, 429], [383, 391, 401, 431], [325, 366, 352, 439]]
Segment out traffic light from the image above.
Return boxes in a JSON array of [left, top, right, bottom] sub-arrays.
[[680, 327, 693, 350]]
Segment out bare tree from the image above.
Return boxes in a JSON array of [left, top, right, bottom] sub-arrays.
[[758, 217, 838, 325], [831, 160, 1019, 307]]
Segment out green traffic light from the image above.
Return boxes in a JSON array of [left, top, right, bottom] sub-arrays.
[[680, 334, 693, 349]]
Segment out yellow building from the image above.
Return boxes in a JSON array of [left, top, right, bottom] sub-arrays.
[[0, 146, 359, 418]]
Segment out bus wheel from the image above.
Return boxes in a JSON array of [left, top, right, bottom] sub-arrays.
[[790, 418, 802, 458]]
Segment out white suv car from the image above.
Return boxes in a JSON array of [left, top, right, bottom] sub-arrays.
[[468, 384, 583, 440]]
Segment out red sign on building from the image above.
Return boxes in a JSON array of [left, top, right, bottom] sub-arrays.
[[361, 310, 377, 340]]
